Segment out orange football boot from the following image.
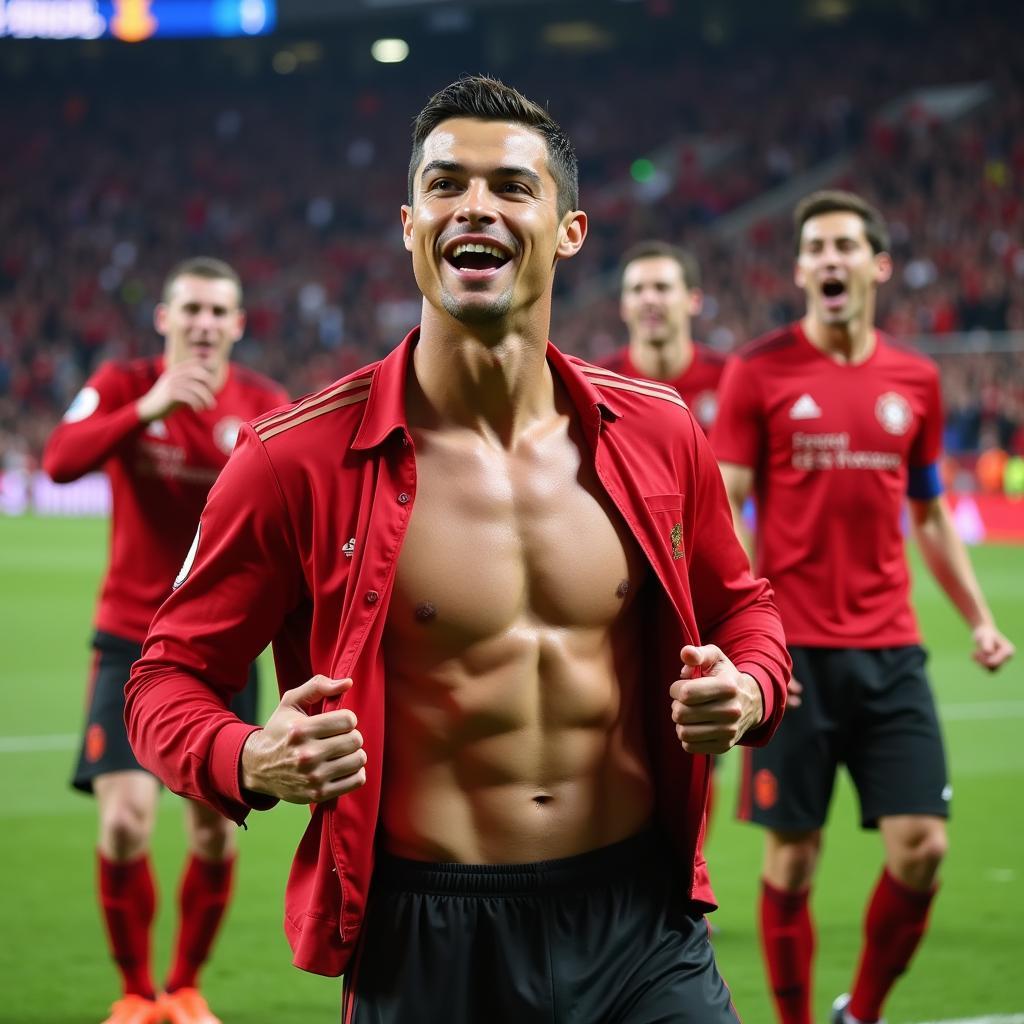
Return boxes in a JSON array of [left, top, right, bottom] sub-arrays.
[[160, 988, 222, 1024], [100, 995, 164, 1024]]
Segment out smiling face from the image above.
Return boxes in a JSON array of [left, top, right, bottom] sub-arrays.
[[402, 117, 586, 331], [155, 273, 245, 373], [620, 256, 702, 349], [795, 210, 892, 330]]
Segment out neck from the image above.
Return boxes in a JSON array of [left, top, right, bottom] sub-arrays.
[[801, 313, 875, 365], [629, 335, 692, 381], [411, 306, 555, 446]]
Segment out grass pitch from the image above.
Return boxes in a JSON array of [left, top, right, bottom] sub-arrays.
[[0, 515, 1021, 1023]]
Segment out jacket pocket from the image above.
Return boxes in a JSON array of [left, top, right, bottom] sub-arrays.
[[643, 492, 683, 515]]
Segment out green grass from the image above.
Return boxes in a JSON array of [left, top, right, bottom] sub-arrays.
[[1, 515, 1021, 1022]]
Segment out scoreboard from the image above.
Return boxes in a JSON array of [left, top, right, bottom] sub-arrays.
[[0, 0, 276, 39]]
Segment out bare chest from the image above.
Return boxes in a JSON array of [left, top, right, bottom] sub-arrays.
[[388, 427, 645, 643]]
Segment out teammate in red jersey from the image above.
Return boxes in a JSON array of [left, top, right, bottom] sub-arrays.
[[600, 240, 726, 434], [125, 77, 791, 1023], [43, 257, 288, 1024], [712, 191, 1015, 1024]]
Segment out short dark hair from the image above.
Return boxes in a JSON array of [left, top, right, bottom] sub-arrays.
[[619, 240, 701, 291], [409, 74, 579, 218], [793, 189, 890, 255], [162, 256, 243, 305]]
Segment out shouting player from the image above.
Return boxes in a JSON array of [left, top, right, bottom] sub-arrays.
[[713, 190, 1015, 1024]]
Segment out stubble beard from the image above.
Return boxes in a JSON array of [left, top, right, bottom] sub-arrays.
[[441, 287, 514, 326]]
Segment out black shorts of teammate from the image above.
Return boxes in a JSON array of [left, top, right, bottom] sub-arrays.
[[738, 645, 950, 831], [343, 829, 740, 1024], [72, 630, 259, 794]]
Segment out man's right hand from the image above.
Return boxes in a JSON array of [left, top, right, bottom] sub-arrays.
[[241, 676, 367, 804], [787, 676, 803, 708], [136, 360, 218, 423]]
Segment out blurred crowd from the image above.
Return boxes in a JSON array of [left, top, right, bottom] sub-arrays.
[[1, 9, 1022, 491]]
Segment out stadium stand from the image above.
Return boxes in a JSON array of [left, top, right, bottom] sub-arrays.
[[1, 3, 1021, 491]]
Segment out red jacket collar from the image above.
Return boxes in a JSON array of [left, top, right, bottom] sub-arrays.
[[351, 328, 619, 452]]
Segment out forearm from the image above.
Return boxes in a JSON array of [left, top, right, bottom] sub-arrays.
[[912, 499, 995, 630], [42, 403, 145, 481], [126, 649, 274, 822]]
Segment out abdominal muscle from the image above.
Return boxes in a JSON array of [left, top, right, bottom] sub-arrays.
[[380, 610, 655, 864]]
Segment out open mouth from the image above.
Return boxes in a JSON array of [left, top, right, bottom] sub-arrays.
[[821, 279, 847, 308], [444, 241, 513, 275]]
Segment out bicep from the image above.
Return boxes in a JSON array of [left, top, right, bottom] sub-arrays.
[[719, 461, 755, 512]]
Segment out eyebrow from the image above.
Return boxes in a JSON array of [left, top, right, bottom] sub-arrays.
[[419, 160, 544, 188]]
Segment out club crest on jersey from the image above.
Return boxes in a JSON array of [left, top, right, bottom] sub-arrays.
[[670, 523, 684, 560], [214, 416, 243, 455], [146, 420, 168, 438], [174, 525, 201, 589], [875, 392, 912, 435], [692, 390, 719, 430], [63, 386, 100, 423]]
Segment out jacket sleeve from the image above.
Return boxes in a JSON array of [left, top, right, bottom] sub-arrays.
[[42, 364, 147, 482], [685, 415, 790, 745], [125, 425, 305, 822]]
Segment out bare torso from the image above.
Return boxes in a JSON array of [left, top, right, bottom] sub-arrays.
[[381, 392, 654, 863]]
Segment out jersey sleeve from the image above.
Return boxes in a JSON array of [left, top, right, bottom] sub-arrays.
[[684, 417, 791, 745], [42, 363, 147, 482], [125, 424, 305, 822], [709, 355, 763, 470], [909, 362, 944, 470]]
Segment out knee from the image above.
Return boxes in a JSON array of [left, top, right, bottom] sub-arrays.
[[188, 812, 235, 862], [890, 824, 948, 889], [100, 800, 153, 860], [765, 835, 820, 891]]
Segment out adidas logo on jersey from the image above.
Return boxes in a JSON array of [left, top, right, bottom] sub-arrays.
[[789, 393, 822, 420]]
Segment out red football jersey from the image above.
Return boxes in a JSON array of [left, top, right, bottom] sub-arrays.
[[712, 322, 944, 648], [43, 357, 289, 642], [597, 344, 726, 434]]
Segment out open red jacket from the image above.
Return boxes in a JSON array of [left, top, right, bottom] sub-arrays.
[[127, 331, 790, 977]]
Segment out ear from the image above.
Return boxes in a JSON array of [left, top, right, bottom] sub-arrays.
[[154, 303, 169, 337], [874, 251, 893, 285], [687, 288, 704, 317], [401, 205, 414, 253], [555, 210, 587, 261], [794, 259, 807, 291], [230, 309, 246, 344]]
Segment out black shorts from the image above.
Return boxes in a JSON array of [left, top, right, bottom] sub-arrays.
[[71, 630, 260, 794], [343, 829, 740, 1024], [738, 645, 950, 831]]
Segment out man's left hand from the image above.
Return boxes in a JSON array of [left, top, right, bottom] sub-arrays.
[[669, 644, 764, 755], [971, 624, 1015, 672]]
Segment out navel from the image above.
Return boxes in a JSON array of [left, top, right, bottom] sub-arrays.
[[414, 601, 437, 623], [532, 794, 553, 807]]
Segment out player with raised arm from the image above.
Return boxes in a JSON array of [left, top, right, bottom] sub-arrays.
[[712, 190, 1015, 1024], [44, 257, 288, 1024], [126, 78, 791, 1022]]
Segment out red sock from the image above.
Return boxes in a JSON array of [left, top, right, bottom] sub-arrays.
[[97, 851, 157, 999], [759, 879, 815, 1024], [848, 869, 936, 1023], [165, 853, 236, 993]]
